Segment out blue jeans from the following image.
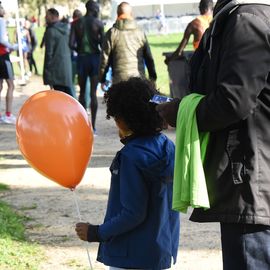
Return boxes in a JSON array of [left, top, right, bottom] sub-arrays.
[[221, 223, 270, 270]]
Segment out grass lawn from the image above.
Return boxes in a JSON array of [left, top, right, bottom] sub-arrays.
[[0, 184, 44, 270]]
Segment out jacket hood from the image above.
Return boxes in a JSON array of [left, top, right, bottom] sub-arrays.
[[214, 0, 270, 17], [50, 21, 69, 35], [114, 18, 137, 31], [121, 134, 175, 182]]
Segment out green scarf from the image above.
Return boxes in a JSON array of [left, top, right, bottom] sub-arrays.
[[172, 93, 210, 213]]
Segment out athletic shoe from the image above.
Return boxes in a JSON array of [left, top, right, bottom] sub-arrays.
[[2, 114, 16, 124]]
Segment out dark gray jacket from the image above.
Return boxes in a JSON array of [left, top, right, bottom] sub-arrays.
[[189, 1, 270, 225], [43, 21, 72, 88], [99, 19, 157, 84]]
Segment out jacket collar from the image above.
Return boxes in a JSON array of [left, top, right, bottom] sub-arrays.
[[114, 18, 137, 31], [117, 14, 133, 20], [120, 134, 137, 145]]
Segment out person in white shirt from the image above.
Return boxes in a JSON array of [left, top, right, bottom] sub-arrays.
[[0, 1, 18, 124]]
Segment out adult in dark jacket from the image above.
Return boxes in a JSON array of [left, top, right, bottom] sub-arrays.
[[43, 8, 73, 96], [156, 1, 270, 269], [69, 0, 104, 133], [99, 2, 157, 87]]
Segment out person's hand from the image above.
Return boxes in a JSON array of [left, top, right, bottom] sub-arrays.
[[149, 79, 156, 88], [75, 222, 89, 241], [10, 44, 18, 52], [156, 98, 180, 127], [101, 81, 110, 92]]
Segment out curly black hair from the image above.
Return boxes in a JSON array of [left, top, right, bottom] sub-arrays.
[[104, 77, 165, 136]]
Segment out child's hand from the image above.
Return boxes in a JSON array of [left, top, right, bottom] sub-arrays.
[[75, 222, 89, 241]]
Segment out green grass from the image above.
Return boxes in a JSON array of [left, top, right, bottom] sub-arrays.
[[0, 183, 9, 191], [147, 33, 193, 95], [0, 196, 44, 269]]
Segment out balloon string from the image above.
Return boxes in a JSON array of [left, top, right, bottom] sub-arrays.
[[72, 189, 93, 270]]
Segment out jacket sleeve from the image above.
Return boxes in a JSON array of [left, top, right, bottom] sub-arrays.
[[0, 19, 16, 50], [98, 154, 149, 241], [99, 30, 112, 83], [143, 34, 157, 81], [43, 28, 56, 83], [196, 12, 270, 132], [69, 22, 77, 52]]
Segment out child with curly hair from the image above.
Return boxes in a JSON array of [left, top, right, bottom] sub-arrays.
[[75, 77, 180, 270]]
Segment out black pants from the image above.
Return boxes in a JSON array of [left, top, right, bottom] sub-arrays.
[[53, 85, 73, 97], [27, 52, 38, 74], [221, 223, 270, 270]]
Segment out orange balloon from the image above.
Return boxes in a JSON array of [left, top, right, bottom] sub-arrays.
[[16, 90, 93, 189]]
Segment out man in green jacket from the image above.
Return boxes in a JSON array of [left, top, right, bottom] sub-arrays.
[[43, 8, 73, 96], [99, 2, 157, 89]]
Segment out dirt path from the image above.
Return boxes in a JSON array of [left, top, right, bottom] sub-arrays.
[[0, 76, 222, 270]]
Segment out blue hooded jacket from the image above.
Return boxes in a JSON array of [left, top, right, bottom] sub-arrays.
[[97, 133, 180, 269]]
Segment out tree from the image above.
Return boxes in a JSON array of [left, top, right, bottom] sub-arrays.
[[17, 0, 113, 22]]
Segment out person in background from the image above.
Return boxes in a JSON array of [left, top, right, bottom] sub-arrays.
[[165, 0, 213, 64], [99, 2, 157, 87], [22, 21, 31, 77], [69, 0, 104, 134], [70, 9, 82, 97], [155, 8, 166, 33], [25, 19, 38, 75], [43, 8, 73, 96], [75, 77, 180, 270], [156, 1, 270, 269], [60, 15, 69, 24], [31, 15, 37, 27], [13, 20, 31, 80], [0, 1, 18, 124]]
